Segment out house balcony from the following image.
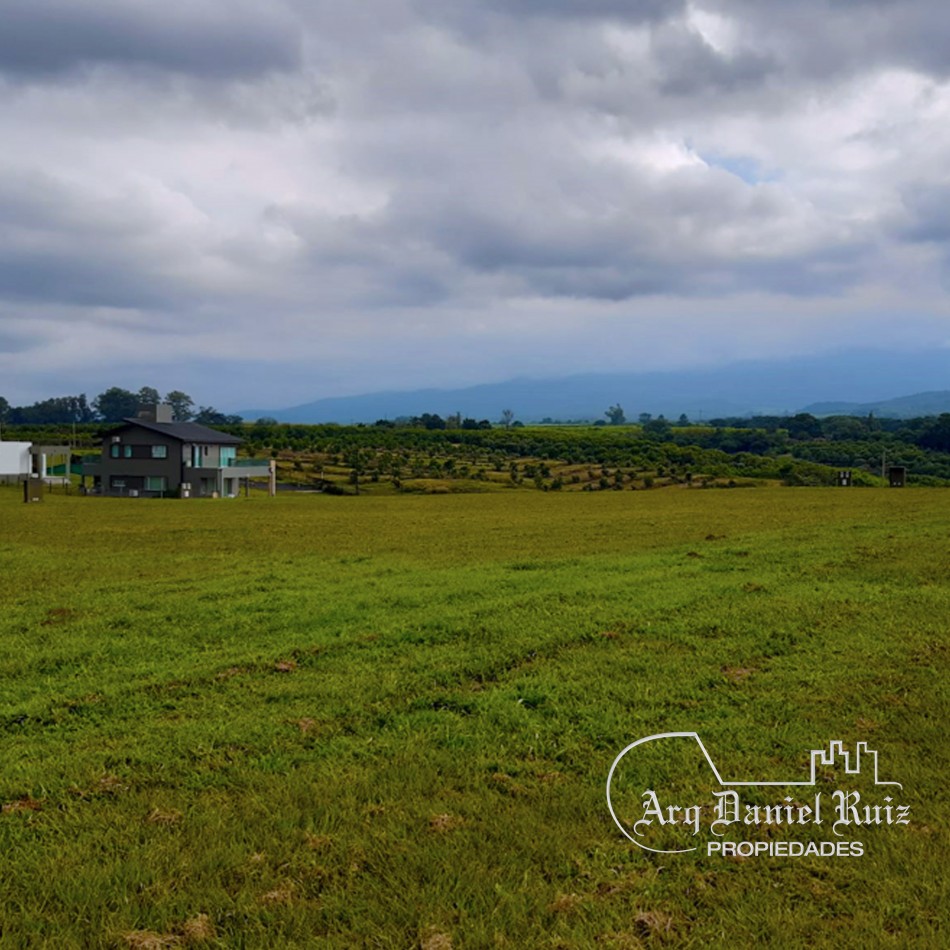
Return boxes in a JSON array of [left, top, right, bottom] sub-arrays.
[[181, 458, 273, 477], [225, 458, 273, 478]]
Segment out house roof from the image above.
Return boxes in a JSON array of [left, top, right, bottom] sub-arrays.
[[104, 418, 243, 445]]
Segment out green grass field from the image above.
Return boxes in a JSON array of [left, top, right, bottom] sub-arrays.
[[1, 486, 947, 948]]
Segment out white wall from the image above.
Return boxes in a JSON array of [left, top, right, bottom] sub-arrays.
[[0, 442, 31, 476]]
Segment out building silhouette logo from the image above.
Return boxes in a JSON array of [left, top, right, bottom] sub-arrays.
[[606, 732, 909, 857]]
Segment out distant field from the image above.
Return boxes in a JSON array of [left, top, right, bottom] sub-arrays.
[[0, 486, 947, 948]]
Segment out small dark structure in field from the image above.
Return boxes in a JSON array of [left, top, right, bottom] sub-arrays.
[[23, 474, 43, 503], [837, 470, 852, 487], [888, 466, 906, 487], [82, 404, 273, 498]]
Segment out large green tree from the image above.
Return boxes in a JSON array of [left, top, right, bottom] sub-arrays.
[[92, 387, 140, 422], [918, 413, 950, 452], [164, 390, 195, 422], [137, 386, 161, 407], [643, 416, 672, 439], [194, 406, 242, 426]]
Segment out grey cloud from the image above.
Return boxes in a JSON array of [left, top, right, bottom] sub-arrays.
[[479, 0, 682, 21], [0, 0, 300, 80], [0, 170, 151, 238], [0, 171, 209, 312], [1, 0, 949, 406], [0, 251, 174, 309], [0, 328, 37, 355], [652, 23, 778, 96], [730, 247, 873, 297], [884, 6, 950, 77], [363, 151, 875, 302], [704, 0, 950, 81], [897, 185, 950, 243], [0, 180, 179, 310]]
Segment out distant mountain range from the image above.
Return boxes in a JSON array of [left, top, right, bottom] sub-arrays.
[[802, 391, 950, 418], [239, 349, 950, 423]]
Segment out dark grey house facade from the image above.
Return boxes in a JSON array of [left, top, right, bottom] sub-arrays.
[[82, 405, 271, 498]]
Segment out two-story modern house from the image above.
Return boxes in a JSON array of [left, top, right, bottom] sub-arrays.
[[82, 405, 272, 497]]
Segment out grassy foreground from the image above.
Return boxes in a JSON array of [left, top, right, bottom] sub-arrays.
[[0, 486, 947, 948]]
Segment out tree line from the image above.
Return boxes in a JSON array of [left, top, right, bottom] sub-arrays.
[[0, 387, 241, 426], [5, 385, 950, 470]]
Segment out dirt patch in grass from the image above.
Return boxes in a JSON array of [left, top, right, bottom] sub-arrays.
[[548, 893, 583, 915], [96, 774, 128, 794], [119, 931, 180, 949], [260, 884, 294, 906], [2, 796, 42, 814], [595, 933, 647, 948], [420, 927, 454, 949], [634, 910, 675, 938], [428, 813, 464, 833], [721, 666, 756, 682], [304, 833, 332, 850], [41, 607, 77, 625], [181, 914, 215, 944], [214, 666, 245, 680]]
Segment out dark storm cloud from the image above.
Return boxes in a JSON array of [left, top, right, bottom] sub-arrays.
[[0, 0, 300, 80]]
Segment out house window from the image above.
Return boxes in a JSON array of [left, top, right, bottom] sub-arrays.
[[151, 445, 168, 459], [123, 445, 133, 458], [145, 476, 167, 492], [220, 446, 236, 467], [110, 444, 120, 458]]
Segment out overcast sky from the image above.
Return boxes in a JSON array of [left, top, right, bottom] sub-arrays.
[[2, 0, 949, 409]]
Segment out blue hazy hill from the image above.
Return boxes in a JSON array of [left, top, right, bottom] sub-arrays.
[[803, 390, 950, 418], [238, 348, 950, 423]]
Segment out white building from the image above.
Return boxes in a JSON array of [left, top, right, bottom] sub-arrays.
[[0, 442, 32, 483], [0, 442, 72, 485]]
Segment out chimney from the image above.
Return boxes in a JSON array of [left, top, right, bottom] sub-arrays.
[[138, 404, 174, 423]]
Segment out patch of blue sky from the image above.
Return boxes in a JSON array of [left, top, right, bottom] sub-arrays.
[[698, 152, 781, 185]]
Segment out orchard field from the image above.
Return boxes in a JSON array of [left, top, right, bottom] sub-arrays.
[[0, 486, 947, 948]]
